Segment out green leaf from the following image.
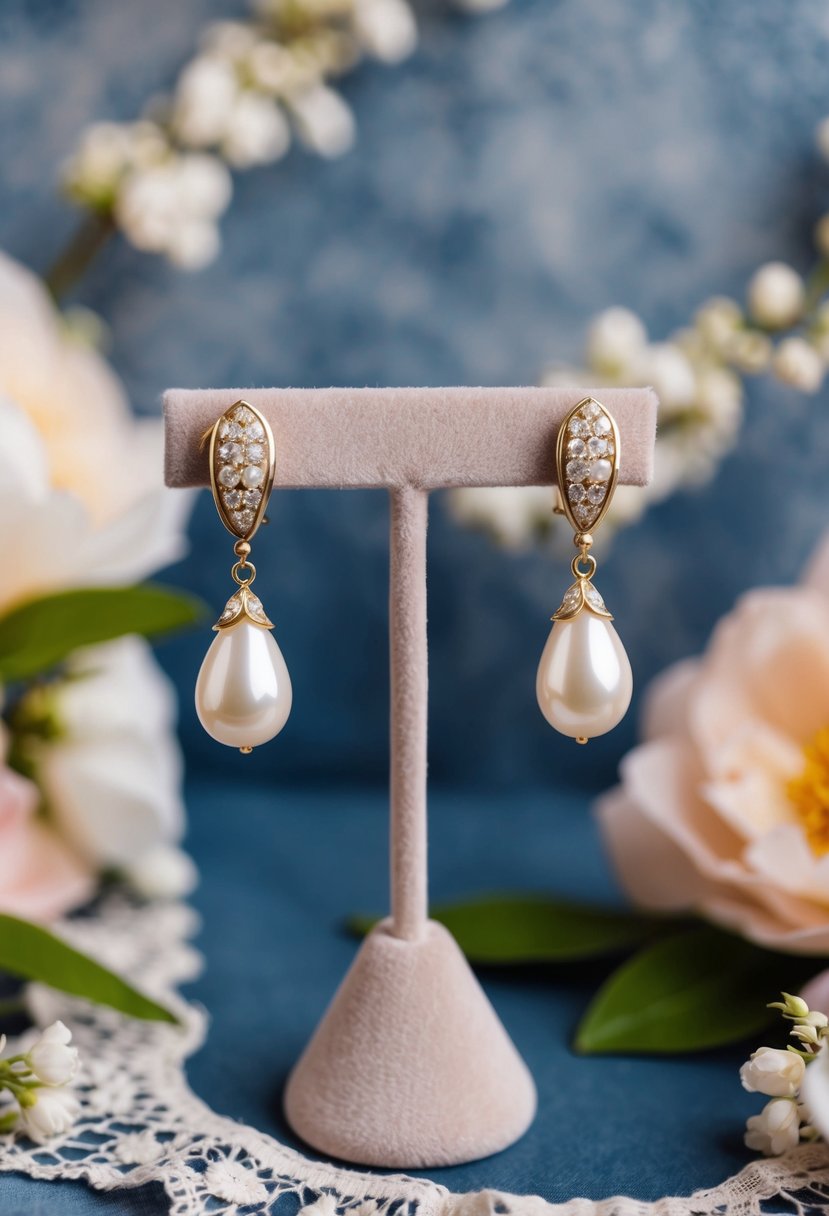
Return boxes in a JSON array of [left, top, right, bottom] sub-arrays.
[[0, 913, 178, 1024], [349, 894, 662, 963], [575, 926, 812, 1055], [0, 585, 204, 681]]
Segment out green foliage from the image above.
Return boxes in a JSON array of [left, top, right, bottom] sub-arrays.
[[0, 913, 178, 1024], [0, 585, 203, 682]]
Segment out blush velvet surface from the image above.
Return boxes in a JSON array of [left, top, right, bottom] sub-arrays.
[[2, 0, 829, 1210]]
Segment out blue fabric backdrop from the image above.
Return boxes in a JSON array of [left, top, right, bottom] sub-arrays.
[[1, 0, 829, 1211]]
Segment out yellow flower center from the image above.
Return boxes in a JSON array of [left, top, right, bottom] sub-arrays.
[[788, 726, 829, 855]]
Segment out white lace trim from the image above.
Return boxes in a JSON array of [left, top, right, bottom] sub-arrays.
[[1, 897, 828, 1216]]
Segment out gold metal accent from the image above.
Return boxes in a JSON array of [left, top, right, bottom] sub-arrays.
[[239, 746, 253, 755], [208, 399, 275, 543], [213, 585, 275, 631], [576, 736, 589, 745], [555, 397, 620, 536], [551, 578, 613, 621]]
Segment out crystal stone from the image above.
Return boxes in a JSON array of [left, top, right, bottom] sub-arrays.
[[246, 443, 265, 463], [585, 584, 608, 612], [593, 414, 612, 436], [242, 489, 262, 508], [219, 420, 243, 440], [231, 509, 255, 531], [568, 484, 587, 504], [245, 420, 265, 441], [569, 418, 589, 438], [218, 442, 244, 463], [233, 406, 256, 425], [588, 437, 607, 457], [566, 459, 590, 482], [218, 465, 241, 488], [223, 489, 243, 509], [581, 401, 601, 419], [567, 438, 586, 458], [587, 484, 606, 505]]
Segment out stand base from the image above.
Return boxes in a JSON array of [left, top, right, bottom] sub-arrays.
[[283, 918, 537, 1169]]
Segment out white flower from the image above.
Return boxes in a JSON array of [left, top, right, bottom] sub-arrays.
[[18, 1086, 80, 1142], [37, 637, 185, 871], [62, 123, 134, 204], [166, 221, 221, 271], [747, 262, 805, 329], [27, 1021, 78, 1087], [354, 0, 418, 63], [740, 1048, 805, 1098], [448, 485, 552, 549], [634, 342, 696, 412], [694, 366, 742, 442], [802, 1044, 829, 1141], [744, 1097, 801, 1156], [115, 155, 231, 269], [727, 327, 772, 373], [0, 254, 190, 609], [221, 93, 291, 169], [124, 844, 198, 900], [172, 56, 239, 148], [694, 296, 742, 353], [201, 21, 259, 61], [289, 86, 356, 158], [116, 166, 182, 253], [773, 336, 824, 393], [176, 155, 233, 218], [585, 307, 647, 374], [204, 1159, 268, 1205], [816, 115, 829, 163]]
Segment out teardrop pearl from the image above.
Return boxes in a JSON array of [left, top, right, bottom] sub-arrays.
[[536, 613, 632, 740], [195, 620, 292, 749]]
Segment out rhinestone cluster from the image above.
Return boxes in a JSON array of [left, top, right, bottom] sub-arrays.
[[215, 586, 273, 630], [552, 579, 612, 621], [561, 400, 616, 531], [213, 404, 269, 537]]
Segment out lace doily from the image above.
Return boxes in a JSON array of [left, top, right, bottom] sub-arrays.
[[2, 896, 829, 1216]]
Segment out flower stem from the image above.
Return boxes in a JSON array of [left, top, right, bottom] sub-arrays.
[[44, 210, 116, 303]]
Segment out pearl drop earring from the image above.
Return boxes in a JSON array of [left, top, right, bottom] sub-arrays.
[[195, 400, 292, 754], [536, 397, 632, 744]]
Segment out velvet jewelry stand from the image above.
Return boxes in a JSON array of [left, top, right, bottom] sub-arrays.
[[163, 386, 658, 1170]]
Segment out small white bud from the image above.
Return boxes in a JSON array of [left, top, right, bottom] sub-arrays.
[[772, 336, 824, 394], [744, 1098, 801, 1156], [747, 262, 805, 329], [585, 307, 647, 374], [740, 1047, 805, 1098]]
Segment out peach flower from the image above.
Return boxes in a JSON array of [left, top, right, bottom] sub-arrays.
[[598, 545, 829, 954], [0, 761, 92, 921]]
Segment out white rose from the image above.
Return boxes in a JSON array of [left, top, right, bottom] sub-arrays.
[[744, 1098, 801, 1156], [18, 1086, 80, 1142], [289, 86, 356, 158], [354, 0, 418, 63], [38, 637, 185, 871], [172, 56, 239, 148], [221, 93, 291, 169], [27, 1021, 78, 1087], [585, 307, 647, 374], [740, 1048, 806, 1098], [747, 262, 805, 329], [773, 336, 825, 393]]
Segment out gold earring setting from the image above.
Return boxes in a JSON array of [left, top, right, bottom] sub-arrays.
[[536, 397, 633, 744], [195, 400, 292, 754]]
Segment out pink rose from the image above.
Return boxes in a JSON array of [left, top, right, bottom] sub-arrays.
[[0, 763, 92, 921], [597, 544, 829, 954]]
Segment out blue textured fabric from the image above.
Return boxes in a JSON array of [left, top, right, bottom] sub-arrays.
[[1, 784, 765, 1214], [1, 0, 829, 1211]]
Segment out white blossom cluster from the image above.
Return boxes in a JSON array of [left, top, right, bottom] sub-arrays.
[[451, 116, 829, 550], [740, 992, 827, 1157], [62, 0, 418, 268], [0, 1022, 81, 1142]]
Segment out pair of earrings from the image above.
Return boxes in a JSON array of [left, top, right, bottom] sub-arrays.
[[195, 396, 632, 755]]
